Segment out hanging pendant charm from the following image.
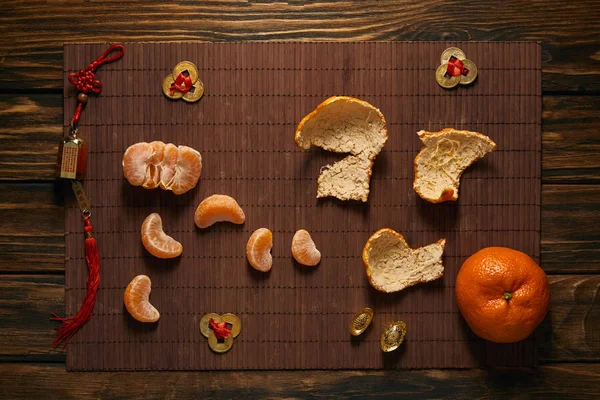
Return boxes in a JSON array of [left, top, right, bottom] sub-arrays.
[[57, 126, 88, 180]]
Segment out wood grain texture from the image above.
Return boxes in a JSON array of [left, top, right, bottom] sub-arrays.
[[0, 275, 64, 362], [0, 274, 597, 363], [0, 1, 599, 93], [539, 275, 600, 362], [1, 95, 598, 183], [0, 182, 64, 273], [541, 185, 600, 273], [0, 95, 62, 180], [543, 96, 600, 183], [0, 363, 599, 400]]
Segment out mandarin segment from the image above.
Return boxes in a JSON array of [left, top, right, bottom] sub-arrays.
[[122, 142, 154, 187], [246, 228, 273, 272], [291, 229, 321, 266], [124, 275, 160, 323], [159, 143, 178, 191], [141, 213, 183, 259], [142, 141, 166, 189], [122, 141, 202, 195], [171, 146, 202, 195], [455, 247, 550, 343], [194, 194, 246, 228]]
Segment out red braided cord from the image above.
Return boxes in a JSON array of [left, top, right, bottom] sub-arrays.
[[169, 72, 194, 94], [446, 57, 469, 77], [51, 216, 100, 349], [209, 318, 232, 340], [68, 44, 124, 126], [51, 44, 123, 348]]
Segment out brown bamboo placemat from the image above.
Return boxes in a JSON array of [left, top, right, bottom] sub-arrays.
[[63, 42, 541, 370]]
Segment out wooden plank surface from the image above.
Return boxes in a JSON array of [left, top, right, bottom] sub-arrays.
[[0, 1, 599, 93], [2, 95, 598, 183], [1, 274, 597, 363], [0, 363, 598, 399], [0, 0, 599, 395]]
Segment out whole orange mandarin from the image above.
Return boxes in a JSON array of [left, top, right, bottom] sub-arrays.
[[455, 247, 550, 343]]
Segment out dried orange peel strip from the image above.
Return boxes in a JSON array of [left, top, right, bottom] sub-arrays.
[[413, 128, 496, 203], [294, 96, 388, 202], [363, 228, 445, 293]]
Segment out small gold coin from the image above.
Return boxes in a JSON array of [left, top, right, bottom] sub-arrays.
[[221, 313, 241, 338], [440, 47, 466, 65], [380, 321, 407, 353], [436, 63, 460, 89], [200, 313, 222, 338], [162, 75, 183, 100], [173, 61, 199, 85], [208, 331, 234, 354], [182, 79, 205, 103], [350, 307, 374, 336], [459, 59, 478, 85]]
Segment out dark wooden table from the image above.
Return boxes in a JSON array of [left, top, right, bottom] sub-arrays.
[[1, 1, 599, 398]]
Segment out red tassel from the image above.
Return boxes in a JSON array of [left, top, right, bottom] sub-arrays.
[[51, 216, 100, 348]]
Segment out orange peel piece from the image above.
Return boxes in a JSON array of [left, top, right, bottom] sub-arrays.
[[413, 128, 496, 203], [294, 96, 388, 202], [363, 228, 445, 293]]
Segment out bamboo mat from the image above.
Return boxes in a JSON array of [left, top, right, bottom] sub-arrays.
[[63, 42, 541, 370]]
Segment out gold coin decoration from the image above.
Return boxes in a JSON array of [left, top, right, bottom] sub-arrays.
[[173, 61, 199, 85], [440, 47, 466, 65], [459, 59, 478, 85], [208, 331, 234, 354], [436, 64, 461, 89], [182, 80, 205, 103], [200, 312, 241, 354], [380, 321, 407, 353], [436, 47, 478, 89], [350, 307, 374, 336], [162, 61, 204, 103], [200, 313, 222, 338], [162, 75, 183, 100], [221, 313, 242, 338]]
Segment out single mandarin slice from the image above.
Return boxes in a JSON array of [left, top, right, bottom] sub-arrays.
[[141, 213, 183, 259], [170, 145, 202, 195], [194, 194, 246, 228], [291, 229, 321, 266], [142, 141, 166, 189], [159, 143, 178, 191], [124, 275, 160, 323], [246, 228, 273, 272], [122, 142, 154, 187]]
